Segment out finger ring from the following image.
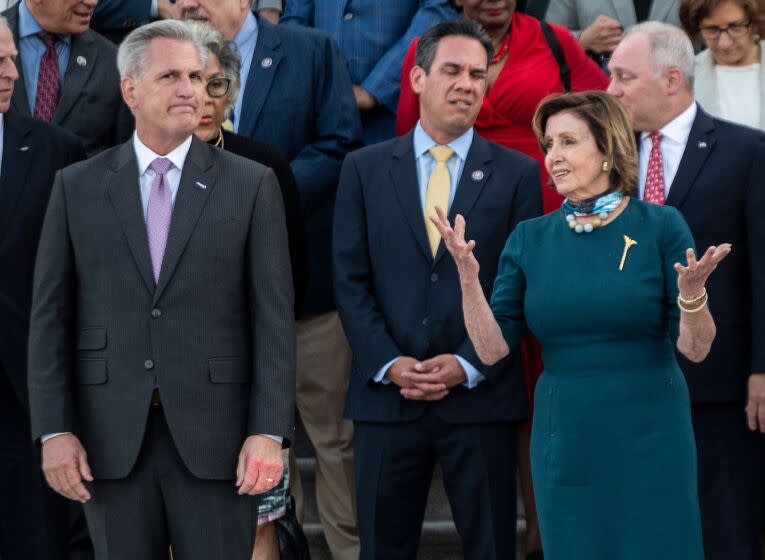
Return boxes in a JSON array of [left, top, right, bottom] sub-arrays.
[[266, 478, 274, 483]]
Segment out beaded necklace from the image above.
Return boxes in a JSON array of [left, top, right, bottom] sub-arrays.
[[563, 191, 623, 233], [490, 28, 512, 65]]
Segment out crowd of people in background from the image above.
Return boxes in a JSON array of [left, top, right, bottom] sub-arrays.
[[0, 0, 763, 560]]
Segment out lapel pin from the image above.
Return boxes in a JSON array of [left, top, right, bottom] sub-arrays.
[[261, 57, 273, 69], [195, 181, 207, 190], [76, 56, 87, 67], [698, 141, 707, 149], [471, 170, 484, 181], [619, 235, 638, 271], [19, 146, 30, 151]]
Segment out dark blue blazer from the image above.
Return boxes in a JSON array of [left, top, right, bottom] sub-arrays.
[[91, 0, 153, 43], [334, 131, 542, 423], [659, 106, 765, 403], [0, 111, 85, 411], [238, 17, 362, 316]]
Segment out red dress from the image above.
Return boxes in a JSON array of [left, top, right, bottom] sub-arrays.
[[396, 13, 610, 412]]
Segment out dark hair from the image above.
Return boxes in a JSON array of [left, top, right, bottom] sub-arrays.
[[679, 0, 765, 39], [414, 20, 494, 73], [532, 91, 638, 196]]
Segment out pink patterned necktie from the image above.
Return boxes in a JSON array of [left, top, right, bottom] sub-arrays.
[[33, 31, 61, 122], [146, 158, 174, 283], [643, 132, 666, 205]]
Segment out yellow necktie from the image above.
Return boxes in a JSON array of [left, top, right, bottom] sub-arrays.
[[425, 145, 454, 257]]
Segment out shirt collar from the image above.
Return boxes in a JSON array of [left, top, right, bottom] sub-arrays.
[[19, 0, 72, 44], [234, 10, 258, 56], [132, 132, 193, 175], [641, 102, 697, 145], [413, 121, 474, 162]]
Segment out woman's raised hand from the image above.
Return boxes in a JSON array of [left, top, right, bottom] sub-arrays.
[[429, 207, 480, 278], [674, 244, 732, 299]]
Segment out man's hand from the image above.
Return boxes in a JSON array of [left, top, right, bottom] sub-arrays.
[[42, 434, 93, 503], [387, 356, 448, 401], [579, 15, 623, 54], [157, 0, 183, 20], [236, 435, 283, 495], [746, 373, 765, 433], [399, 355, 467, 401], [353, 85, 377, 111], [259, 8, 281, 24]]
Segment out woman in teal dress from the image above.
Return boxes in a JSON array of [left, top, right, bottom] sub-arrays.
[[430, 91, 731, 558]]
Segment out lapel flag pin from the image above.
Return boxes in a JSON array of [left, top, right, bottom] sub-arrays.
[[195, 181, 207, 190], [471, 170, 484, 181], [698, 141, 707, 149], [19, 146, 30, 151], [261, 57, 273, 69], [76, 56, 87, 67]]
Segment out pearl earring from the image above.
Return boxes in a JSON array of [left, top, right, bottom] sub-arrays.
[[602, 161, 609, 172]]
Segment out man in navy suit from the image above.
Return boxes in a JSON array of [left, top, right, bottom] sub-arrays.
[[0, 17, 87, 560], [179, 2, 363, 558], [608, 22, 765, 560], [333, 20, 542, 559]]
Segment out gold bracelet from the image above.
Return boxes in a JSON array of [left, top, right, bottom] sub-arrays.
[[677, 291, 708, 313], [678, 287, 707, 306]]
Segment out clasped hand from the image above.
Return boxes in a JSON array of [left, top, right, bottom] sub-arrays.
[[389, 355, 466, 401]]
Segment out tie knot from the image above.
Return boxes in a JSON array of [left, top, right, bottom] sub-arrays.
[[650, 131, 662, 146], [150, 157, 173, 176], [429, 145, 454, 164], [37, 31, 58, 49]]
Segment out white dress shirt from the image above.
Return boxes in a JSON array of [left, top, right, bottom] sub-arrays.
[[716, 63, 761, 130], [638, 102, 697, 200]]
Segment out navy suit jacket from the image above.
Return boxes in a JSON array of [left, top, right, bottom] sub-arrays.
[[659, 106, 765, 403], [334, 131, 542, 423], [238, 17, 362, 316], [0, 111, 85, 411]]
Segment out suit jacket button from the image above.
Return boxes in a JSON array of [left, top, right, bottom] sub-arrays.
[[343, 12, 353, 21], [151, 308, 161, 318], [422, 317, 429, 327], [430, 273, 439, 283], [144, 359, 154, 370]]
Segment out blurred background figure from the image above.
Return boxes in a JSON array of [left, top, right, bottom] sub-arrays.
[[680, 0, 765, 130], [281, 0, 458, 145]]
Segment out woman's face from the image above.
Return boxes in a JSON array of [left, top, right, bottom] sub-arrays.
[[194, 54, 227, 143], [543, 111, 610, 201], [454, 0, 516, 31], [700, 1, 759, 66]]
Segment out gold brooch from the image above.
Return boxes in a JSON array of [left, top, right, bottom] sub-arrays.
[[619, 235, 637, 271]]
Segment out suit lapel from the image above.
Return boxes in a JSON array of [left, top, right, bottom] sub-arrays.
[[54, 32, 97, 124], [106, 141, 156, 294], [433, 135, 493, 265], [608, 0, 636, 27], [0, 112, 33, 242], [390, 133, 432, 264], [666, 107, 716, 210], [237, 19, 284, 138], [7, 7, 32, 118], [650, 0, 676, 23], [152, 137, 215, 304]]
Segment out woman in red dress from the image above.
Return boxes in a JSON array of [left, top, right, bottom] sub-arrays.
[[396, 2, 609, 557]]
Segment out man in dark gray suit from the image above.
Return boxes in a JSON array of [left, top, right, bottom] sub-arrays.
[[28, 19, 295, 559], [2, 0, 133, 155]]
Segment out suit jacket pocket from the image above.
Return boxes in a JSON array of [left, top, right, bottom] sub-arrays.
[[76, 359, 108, 385], [77, 327, 107, 350], [208, 358, 250, 384]]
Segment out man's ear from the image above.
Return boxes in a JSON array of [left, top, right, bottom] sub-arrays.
[[665, 68, 685, 96], [120, 76, 138, 112], [411, 65, 426, 95]]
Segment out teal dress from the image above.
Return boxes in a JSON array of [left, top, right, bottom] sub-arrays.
[[490, 199, 704, 558]]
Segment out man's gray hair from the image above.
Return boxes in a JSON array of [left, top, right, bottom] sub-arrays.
[[117, 20, 208, 80], [188, 22, 241, 117], [0, 16, 9, 31], [623, 21, 695, 91]]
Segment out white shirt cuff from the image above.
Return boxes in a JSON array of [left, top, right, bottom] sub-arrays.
[[150, 0, 158, 18], [262, 434, 283, 445], [374, 357, 398, 385], [455, 355, 486, 389], [41, 432, 71, 444]]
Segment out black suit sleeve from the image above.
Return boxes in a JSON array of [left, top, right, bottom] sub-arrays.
[[333, 152, 402, 382], [456, 159, 543, 384], [749, 137, 765, 372], [27, 171, 76, 442]]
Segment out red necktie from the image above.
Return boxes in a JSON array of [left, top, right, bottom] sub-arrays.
[[643, 132, 666, 205], [33, 32, 61, 122]]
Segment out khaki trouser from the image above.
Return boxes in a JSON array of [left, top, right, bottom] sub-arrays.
[[289, 311, 359, 560]]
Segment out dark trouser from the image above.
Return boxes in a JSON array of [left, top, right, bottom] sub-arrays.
[[354, 409, 518, 560], [692, 403, 764, 560], [0, 370, 74, 560], [82, 405, 257, 560]]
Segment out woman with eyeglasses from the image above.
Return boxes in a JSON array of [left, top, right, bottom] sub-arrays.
[[188, 22, 307, 560], [680, 0, 765, 130]]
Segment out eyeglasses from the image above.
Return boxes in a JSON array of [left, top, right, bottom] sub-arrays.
[[699, 20, 751, 41], [206, 76, 231, 98]]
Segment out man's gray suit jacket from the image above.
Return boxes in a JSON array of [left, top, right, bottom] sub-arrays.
[[544, 0, 681, 38], [28, 136, 296, 480], [3, 3, 133, 156]]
